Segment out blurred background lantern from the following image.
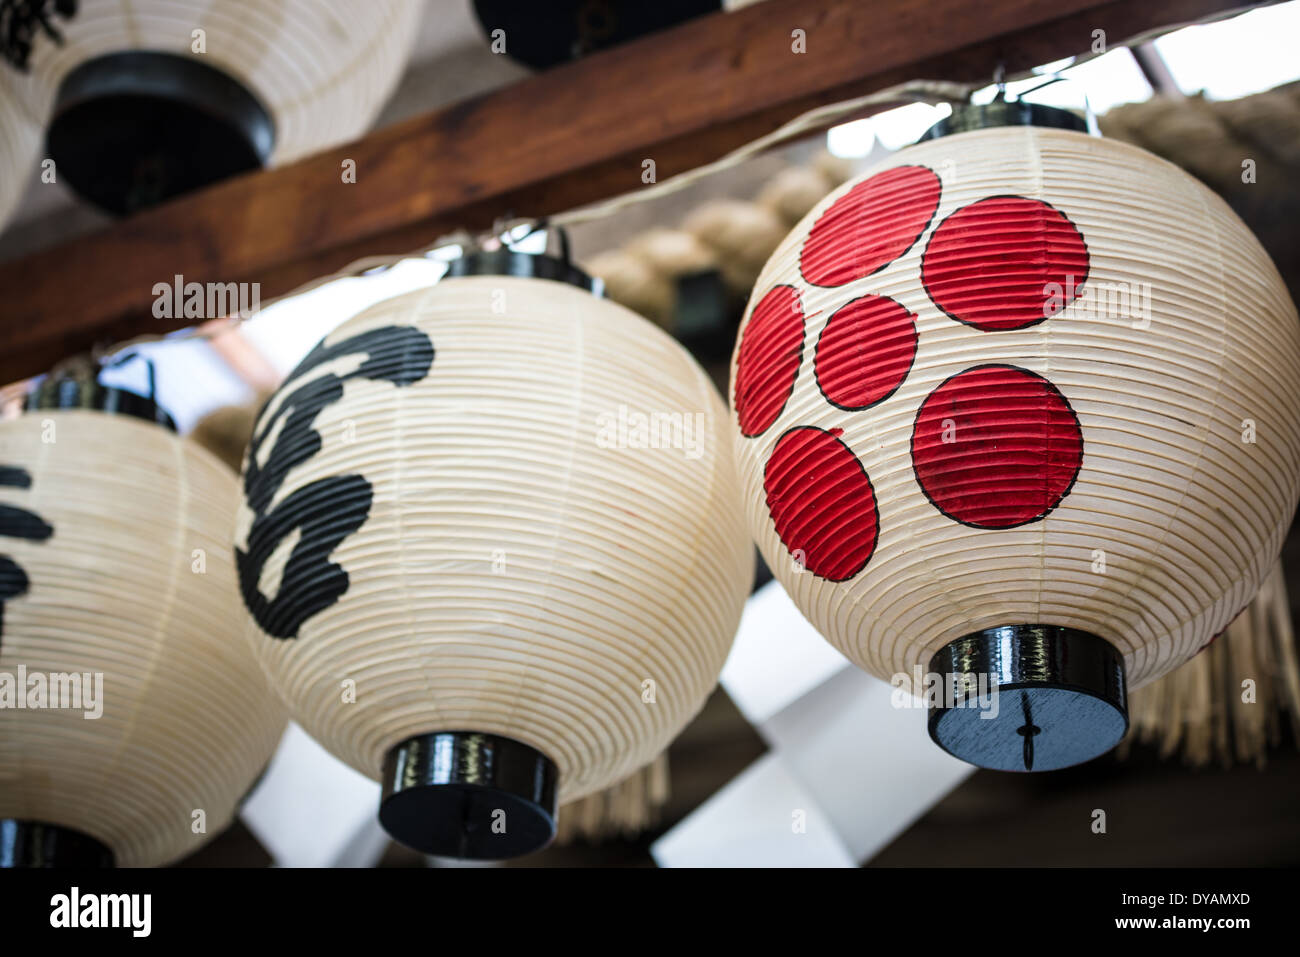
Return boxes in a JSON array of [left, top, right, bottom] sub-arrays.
[[729, 100, 1300, 773], [0, 360, 287, 867], [0, 0, 424, 214], [0, 67, 40, 233], [234, 241, 752, 860]]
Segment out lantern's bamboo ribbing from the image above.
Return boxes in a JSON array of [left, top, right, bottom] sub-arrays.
[[731, 127, 1300, 692], [4, 0, 423, 168], [1122, 562, 1300, 766], [194, 392, 678, 839], [0, 412, 287, 867], [0, 68, 40, 232], [237, 277, 753, 803]]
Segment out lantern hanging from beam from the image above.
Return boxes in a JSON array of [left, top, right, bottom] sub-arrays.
[[0, 0, 424, 214], [729, 100, 1300, 773], [0, 365, 287, 867], [235, 245, 752, 859]]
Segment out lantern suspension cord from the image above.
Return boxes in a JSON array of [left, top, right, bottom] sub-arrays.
[[86, 1, 1250, 364]]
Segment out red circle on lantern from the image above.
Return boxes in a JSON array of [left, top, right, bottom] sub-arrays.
[[815, 294, 918, 410], [921, 195, 1089, 330], [911, 364, 1083, 528], [734, 285, 805, 437], [764, 426, 879, 581], [800, 165, 942, 287]]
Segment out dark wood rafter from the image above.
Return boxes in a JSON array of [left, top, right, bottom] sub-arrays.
[[0, 0, 1261, 384]]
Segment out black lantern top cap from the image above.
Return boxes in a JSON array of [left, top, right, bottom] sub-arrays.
[[443, 224, 604, 296], [919, 97, 1090, 142]]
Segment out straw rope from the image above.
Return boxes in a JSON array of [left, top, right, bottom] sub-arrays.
[[0, 3, 1263, 354], [1121, 561, 1300, 766], [584, 152, 855, 330], [1100, 81, 1300, 197], [0, 411, 287, 866], [0, 61, 40, 230]]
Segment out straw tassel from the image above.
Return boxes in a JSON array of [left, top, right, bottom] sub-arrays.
[[554, 753, 672, 844], [1121, 563, 1300, 767]]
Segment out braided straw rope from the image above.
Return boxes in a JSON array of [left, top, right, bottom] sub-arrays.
[[1101, 81, 1300, 197], [0, 411, 287, 866], [585, 153, 855, 330], [235, 276, 752, 803], [730, 127, 1300, 693], [2, 0, 424, 168]]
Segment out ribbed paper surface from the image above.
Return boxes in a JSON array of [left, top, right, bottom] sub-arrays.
[[0, 412, 287, 866], [236, 277, 752, 801], [0, 68, 41, 230], [730, 127, 1300, 691]]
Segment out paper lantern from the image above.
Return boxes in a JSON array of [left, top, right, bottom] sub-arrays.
[[729, 103, 1300, 772], [472, 0, 720, 69], [0, 0, 423, 213], [0, 67, 41, 233], [235, 249, 751, 858], [0, 372, 287, 867]]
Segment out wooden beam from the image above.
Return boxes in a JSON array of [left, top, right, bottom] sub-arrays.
[[0, 0, 1257, 384]]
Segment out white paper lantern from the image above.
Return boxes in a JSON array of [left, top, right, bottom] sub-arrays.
[[729, 107, 1300, 772], [0, 69, 39, 232], [0, 0, 424, 213], [0, 378, 287, 866], [235, 252, 751, 858]]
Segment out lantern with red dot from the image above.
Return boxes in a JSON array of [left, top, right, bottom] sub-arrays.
[[730, 101, 1300, 772]]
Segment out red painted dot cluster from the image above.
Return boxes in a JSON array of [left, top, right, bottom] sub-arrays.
[[734, 165, 1089, 580]]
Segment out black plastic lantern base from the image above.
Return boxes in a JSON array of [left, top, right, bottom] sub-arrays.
[[47, 50, 275, 215], [379, 731, 559, 860], [927, 625, 1128, 773], [0, 820, 115, 868]]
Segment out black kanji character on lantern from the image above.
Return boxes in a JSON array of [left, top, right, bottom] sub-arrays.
[[237, 326, 434, 639], [0, 465, 54, 648]]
